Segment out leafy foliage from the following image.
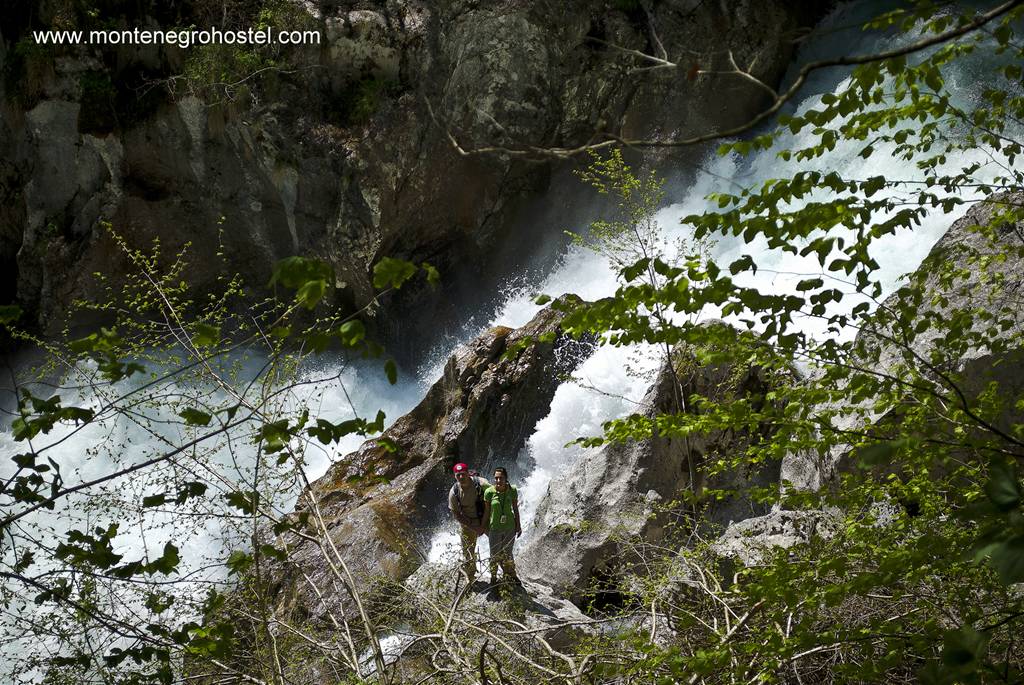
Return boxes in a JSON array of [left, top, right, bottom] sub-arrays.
[[531, 3, 1024, 682], [0, 218, 429, 682]]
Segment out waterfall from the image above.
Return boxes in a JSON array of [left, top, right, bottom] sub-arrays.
[[2, 0, 1016, 676], [424, 1, 1017, 565]]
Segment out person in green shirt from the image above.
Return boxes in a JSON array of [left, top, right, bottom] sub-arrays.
[[482, 466, 522, 586]]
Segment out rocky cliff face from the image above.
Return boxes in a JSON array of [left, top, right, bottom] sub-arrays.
[[1, 0, 823, 357]]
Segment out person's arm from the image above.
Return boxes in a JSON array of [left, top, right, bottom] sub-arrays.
[[449, 489, 468, 528], [482, 492, 491, 534], [513, 493, 522, 537]]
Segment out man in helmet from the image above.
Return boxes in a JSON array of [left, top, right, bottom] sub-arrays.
[[448, 462, 490, 584]]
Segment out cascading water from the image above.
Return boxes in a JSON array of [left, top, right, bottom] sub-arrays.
[[0, 353, 423, 681], [2, 1, 1017, 678], [422, 1, 1019, 571]]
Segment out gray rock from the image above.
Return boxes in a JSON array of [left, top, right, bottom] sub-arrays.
[[780, 194, 1024, 489], [520, 324, 788, 602], [403, 562, 597, 651], [711, 508, 839, 567]]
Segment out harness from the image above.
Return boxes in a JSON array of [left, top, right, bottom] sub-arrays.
[[451, 475, 485, 520]]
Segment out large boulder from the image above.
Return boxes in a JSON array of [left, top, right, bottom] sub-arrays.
[[710, 508, 839, 567], [780, 194, 1024, 491], [272, 298, 594, 620], [717, 196, 1024, 569], [520, 324, 788, 603]]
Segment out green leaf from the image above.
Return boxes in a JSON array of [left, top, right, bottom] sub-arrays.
[[384, 359, 398, 385], [857, 440, 897, 465], [225, 491, 258, 514], [534, 294, 552, 305], [225, 550, 251, 576], [984, 460, 1021, 511], [142, 494, 167, 507], [144, 592, 175, 614], [422, 262, 441, 287], [295, 278, 328, 309], [338, 320, 365, 347], [622, 258, 651, 282], [977, 537, 1024, 584], [269, 256, 333, 289], [179, 407, 212, 427], [258, 544, 288, 562], [256, 419, 291, 453], [795, 277, 823, 291], [176, 481, 208, 504], [862, 175, 886, 197], [11, 453, 36, 469], [372, 257, 418, 290], [367, 409, 386, 434], [0, 304, 22, 325], [270, 257, 333, 308], [192, 323, 220, 348], [147, 543, 181, 575], [377, 437, 400, 453], [941, 625, 987, 668], [729, 255, 757, 275]]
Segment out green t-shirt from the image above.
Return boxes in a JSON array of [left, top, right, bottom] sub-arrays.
[[484, 485, 518, 531]]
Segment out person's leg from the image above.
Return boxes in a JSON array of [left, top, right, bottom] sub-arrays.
[[486, 530, 500, 583], [491, 529, 515, 582], [459, 524, 478, 582], [502, 534, 519, 583]]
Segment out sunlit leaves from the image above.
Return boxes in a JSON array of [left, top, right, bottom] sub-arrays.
[[270, 256, 334, 309], [69, 328, 146, 381], [254, 418, 292, 454], [12, 390, 95, 442], [191, 322, 220, 348], [225, 550, 251, 576], [422, 262, 441, 287], [559, 5, 1024, 681], [338, 319, 366, 346], [306, 410, 386, 445], [372, 256, 418, 290]]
